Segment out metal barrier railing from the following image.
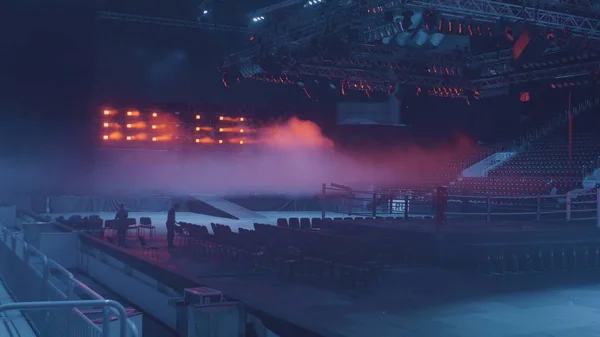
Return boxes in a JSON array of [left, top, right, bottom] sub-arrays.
[[0, 227, 139, 337], [446, 191, 599, 223], [321, 183, 599, 225], [0, 300, 128, 337]]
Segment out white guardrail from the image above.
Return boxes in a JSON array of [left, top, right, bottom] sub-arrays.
[[322, 183, 599, 225], [446, 189, 600, 224], [0, 227, 139, 337]]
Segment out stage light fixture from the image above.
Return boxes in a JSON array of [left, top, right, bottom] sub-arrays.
[[152, 112, 158, 118], [152, 137, 157, 142], [195, 127, 200, 131], [219, 116, 224, 120], [239, 117, 245, 122], [126, 136, 132, 141], [103, 123, 109, 127], [126, 124, 132, 128], [195, 138, 200, 143], [103, 110, 110, 115], [239, 140, 244, 144], [196, 115, 201, 120], [252, 16, 265, 22], [304, 0, 323, 7], [219, 128, 224, 132], [218, 140, 223, 144], [127, 111, 133, 116], [151, 125, 157, 129], [240, 129, 244, 133], [103, 135, 109, 140]]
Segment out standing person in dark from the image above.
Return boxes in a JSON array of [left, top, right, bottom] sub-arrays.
[[166, 204, 179, 248], [115, 204, 129, 246]]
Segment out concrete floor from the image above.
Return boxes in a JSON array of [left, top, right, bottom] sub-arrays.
[[0, 279, 37, 337], [65, 210, 600, 337]]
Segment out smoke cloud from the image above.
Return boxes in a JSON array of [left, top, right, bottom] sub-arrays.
[[0, 117, 476, 196]]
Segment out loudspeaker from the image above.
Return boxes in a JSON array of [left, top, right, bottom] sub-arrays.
[[435, 186, 448, 226]]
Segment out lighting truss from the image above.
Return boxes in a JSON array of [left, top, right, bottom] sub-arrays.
[[471, 60, 600, 88], [351, 44, 467, 66], [405, 0, 600, 40], [225, 0, 393, 66], [96, 11, 249, 33], [502, 0, 600, 13], [282, 64, 470, 87], [279, 59, 600, 89], [248, 0, 305, 17]]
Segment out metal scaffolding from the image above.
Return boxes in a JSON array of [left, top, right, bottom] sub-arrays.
[[227, 0, 600, 68], [278, 59, 600, 89], [282, 64, 470, 87], [350, 44, 468, 66], [96, 11, 249, 33], [405, 0, 600, 40], [471, 60, 600, 88], [501, 0, 600, 14]]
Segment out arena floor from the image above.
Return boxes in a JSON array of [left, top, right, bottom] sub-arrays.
[[69, 211, 600, 337]]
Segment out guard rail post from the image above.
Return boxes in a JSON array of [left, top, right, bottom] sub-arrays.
[[566, 192, 571, 222], [0, 300, 132, 337], [536, 195, 541, 221], [320, 183, 326, 219], [596, 187, 600, 228], [371, 192, 377, 218], [486, 196, 491, 222]]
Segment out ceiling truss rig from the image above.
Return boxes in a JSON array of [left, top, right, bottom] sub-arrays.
[[405, 0, 600, 40], [272, 60, 600, 90], [97, 11, 249, 33]]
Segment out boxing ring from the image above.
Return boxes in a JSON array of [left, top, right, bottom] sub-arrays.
[[321, 183, 600, 225]]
